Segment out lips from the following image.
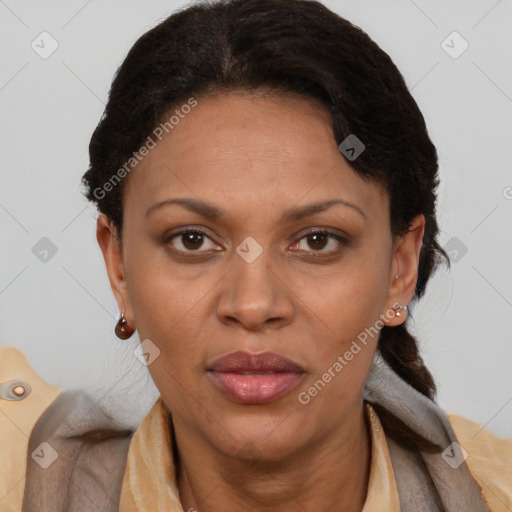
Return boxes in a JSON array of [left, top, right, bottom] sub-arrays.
[[207, 351, 305, 404]]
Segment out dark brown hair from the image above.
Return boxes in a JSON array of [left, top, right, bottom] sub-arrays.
[[82, 0, 448, 449]]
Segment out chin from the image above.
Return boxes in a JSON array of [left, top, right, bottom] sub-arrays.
[[210, 409, 310, 461]]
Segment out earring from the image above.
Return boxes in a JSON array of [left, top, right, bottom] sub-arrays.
[[394, 304, 408, 317], [115, 310, 135, 340]]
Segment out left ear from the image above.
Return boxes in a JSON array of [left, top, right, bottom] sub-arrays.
[[382, 214, 425, 326]]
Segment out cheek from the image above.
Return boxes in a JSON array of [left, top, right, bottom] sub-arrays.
[[125, 252, 218, 371], [125, 229, 210, 322], [291, 249, 390, 343], [325, 274, 388, 346], [292, 253, 390, 400], [295, 279, 381, 422]]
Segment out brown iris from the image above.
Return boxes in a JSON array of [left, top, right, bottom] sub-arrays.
[[182, 232, 204, 250], [306, 233, 328, 251]]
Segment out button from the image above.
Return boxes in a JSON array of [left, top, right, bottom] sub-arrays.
[[13, 385, 26, 396], [0, 380, 32, 401]]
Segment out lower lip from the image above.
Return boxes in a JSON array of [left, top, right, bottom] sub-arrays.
[[208, 371, 304, 404]]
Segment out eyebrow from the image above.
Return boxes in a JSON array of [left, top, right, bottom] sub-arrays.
[[145, 197, 367, 221]]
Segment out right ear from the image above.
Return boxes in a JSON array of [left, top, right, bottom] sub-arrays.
[[96, 214, 133, 325]]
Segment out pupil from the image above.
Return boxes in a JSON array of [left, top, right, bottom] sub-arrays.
[[183, 233, 203, 250], [308, 234, 327, 250]]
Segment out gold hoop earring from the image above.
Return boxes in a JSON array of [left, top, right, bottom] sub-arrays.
[[115, 310, 135, 340]]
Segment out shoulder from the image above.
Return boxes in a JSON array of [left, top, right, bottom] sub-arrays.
[[0, 346, 63, 511], [449, 412, 512, 511]]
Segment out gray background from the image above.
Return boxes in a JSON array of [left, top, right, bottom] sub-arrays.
[[1, 0, 511, 435]]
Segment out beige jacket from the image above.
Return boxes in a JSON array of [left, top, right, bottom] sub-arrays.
[[1, 346, 511, 511]]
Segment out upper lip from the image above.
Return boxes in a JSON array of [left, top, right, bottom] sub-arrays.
[[208, 351, 305, 373]]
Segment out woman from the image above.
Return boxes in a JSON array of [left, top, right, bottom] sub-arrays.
[[1, 0, 510, 510]]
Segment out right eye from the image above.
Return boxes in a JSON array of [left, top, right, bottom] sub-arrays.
[[166, 228, 222, 253]]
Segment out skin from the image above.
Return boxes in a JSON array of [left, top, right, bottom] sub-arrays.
[[97, 91, 425, 512]]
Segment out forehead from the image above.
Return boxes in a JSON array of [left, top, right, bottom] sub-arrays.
[[123, 92, 389, 224]]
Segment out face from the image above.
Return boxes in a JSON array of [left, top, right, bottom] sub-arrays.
[[98, 92, 424, 461]]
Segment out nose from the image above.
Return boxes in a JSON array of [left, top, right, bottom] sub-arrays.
[[216, 247, 295, 332]]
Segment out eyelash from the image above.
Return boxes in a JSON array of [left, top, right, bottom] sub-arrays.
[[164, 226, 350, 257]]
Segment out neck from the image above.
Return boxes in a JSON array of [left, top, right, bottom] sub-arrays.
[[175, 404, 371, 512]]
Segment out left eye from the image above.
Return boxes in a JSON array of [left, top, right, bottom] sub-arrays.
[[293, 231, 346, 253]]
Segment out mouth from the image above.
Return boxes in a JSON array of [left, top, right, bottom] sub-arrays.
[[207, 351, 305, 404]]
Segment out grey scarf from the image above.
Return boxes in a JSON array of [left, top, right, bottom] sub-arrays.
[[363, 356, 490, 511], [22, 356, 491, 511]]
